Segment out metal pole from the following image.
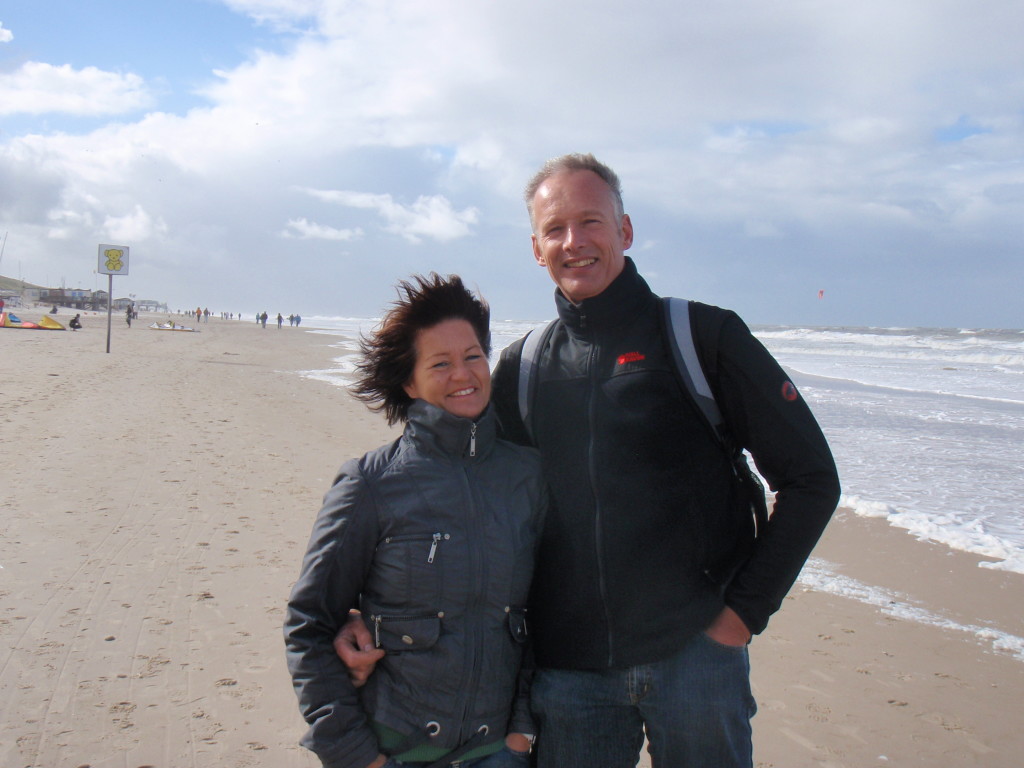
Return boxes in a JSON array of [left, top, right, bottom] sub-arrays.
[[106, 273, 113, 353]]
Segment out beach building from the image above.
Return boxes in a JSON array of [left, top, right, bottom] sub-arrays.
[[37, 287, 106, 310], [0, 274, 167, 313], [0, 288, 22, 307]]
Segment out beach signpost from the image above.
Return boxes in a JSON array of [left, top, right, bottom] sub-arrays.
[[97, 244, 129, 353]]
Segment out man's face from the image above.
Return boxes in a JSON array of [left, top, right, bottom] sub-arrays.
[[530, 170, 633, 304]]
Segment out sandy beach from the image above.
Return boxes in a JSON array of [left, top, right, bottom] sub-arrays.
[[2, 310, 1021, 768]]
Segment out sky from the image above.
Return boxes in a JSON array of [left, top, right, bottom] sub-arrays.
[[1, 0, 1022, 328]]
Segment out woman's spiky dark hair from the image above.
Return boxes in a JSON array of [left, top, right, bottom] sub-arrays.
[[351, 273, 490, 425]]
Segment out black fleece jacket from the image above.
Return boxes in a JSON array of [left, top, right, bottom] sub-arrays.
[[492, 258, 840, 670]]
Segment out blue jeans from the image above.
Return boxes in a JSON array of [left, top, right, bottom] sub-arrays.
[[530, 633, 756, 768]]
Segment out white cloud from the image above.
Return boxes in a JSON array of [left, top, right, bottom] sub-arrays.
[[220, 0, 320, 30], [282, 218, 363, 241], [0, 62, 152, 116], [301, 188, 479, 244], [46, 206, 95, 240], [103, 205, 166, 242], [0, 22, 13, 43]]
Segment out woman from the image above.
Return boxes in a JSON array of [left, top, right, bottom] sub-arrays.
[[285, 275, 545, 768]]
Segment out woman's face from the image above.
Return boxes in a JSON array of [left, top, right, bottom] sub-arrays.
[[403, 318, 491, 420]]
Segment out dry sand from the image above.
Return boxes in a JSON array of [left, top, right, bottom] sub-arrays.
[[1, 310, 1021, 768]]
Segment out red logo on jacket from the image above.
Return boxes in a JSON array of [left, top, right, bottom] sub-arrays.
[[617, 351, 646, 365]]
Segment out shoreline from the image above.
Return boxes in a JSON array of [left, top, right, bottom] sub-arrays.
[[749, 509, 1023, 767], [1, 311, 1021, 767]]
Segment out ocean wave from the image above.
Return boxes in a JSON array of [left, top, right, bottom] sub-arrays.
[[789, 370, 1024, 407], [840, 494, 1024, 575], [776, 346, 1024, 369], [756, 326, 1024, 364]]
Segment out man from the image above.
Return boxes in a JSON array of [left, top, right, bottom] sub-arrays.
[[337, 154, 840, 767]]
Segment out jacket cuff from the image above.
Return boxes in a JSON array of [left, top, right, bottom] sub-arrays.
[[303, 726, 380, 768], [723, 594, 770, 636], [509, 711, 536, 738]]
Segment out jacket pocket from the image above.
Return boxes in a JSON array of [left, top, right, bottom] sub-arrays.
[[369, 613, 442, 652], [366, 531, 450, 606]]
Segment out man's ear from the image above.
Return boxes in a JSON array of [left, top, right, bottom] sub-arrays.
[[532, 234, 546, 267], [621, 213, 634, 251]]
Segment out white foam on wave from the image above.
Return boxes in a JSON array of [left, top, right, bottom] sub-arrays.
[[299, 361, 357, 388], [798, 558, 1024, 661], [840, 495, 1024, 575], [757, 326, 1024, 373], [790, 369, 1024, 406]]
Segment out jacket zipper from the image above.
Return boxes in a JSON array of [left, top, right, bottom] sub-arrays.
[[427, 532, 450, 563], [455, 462, 487, 740], [584, 326, 616, 667], [382, 532, 449, 563], [469, 422, 477, 457]]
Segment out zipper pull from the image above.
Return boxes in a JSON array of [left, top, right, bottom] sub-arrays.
[[371, 614, 382, 647], [469, 422, 477, 457], [428, 532, 442, 563]]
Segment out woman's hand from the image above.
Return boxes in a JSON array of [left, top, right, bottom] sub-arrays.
[[365, 754, 388, 768]]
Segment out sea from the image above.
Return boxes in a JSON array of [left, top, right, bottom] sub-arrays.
[[296, 317, 1024, 659]]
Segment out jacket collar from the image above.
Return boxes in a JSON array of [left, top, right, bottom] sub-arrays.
[[554, 257, 656, 337], [404, 400, 497, 461]]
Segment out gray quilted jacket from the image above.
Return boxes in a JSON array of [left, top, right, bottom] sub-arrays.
[[285, 401, 545, 768]]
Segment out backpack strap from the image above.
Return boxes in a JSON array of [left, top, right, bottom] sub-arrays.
[[663, 297, 729, 447], [517, 319, 557, 443], [663, 297, 769, 544]]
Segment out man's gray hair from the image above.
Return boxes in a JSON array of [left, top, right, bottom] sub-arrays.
[[524, 153, 624, 230]]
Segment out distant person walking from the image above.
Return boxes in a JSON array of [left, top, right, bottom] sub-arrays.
[[125, 305, 133, 327], [277, 313, 284, 329], [260, 311, 268, 328]]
